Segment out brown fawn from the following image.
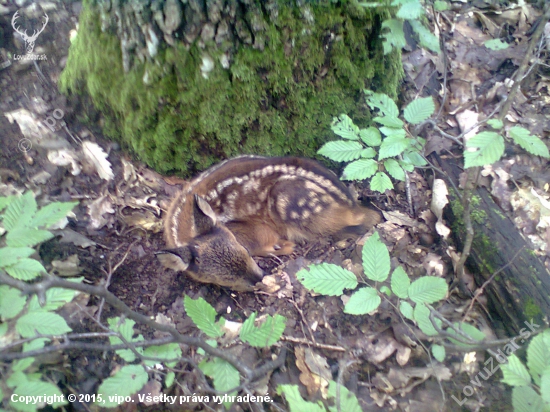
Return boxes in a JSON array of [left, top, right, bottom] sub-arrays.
[[157, 156, 381, 291]]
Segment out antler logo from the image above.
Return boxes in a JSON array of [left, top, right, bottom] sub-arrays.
[[11, 11, 49, 54]]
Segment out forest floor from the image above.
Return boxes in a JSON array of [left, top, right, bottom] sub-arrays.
[[1, 1, 549, 412]]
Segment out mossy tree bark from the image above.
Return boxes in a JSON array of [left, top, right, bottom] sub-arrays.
[[60, 0, 401, 175], [438, 156, 550, 336]]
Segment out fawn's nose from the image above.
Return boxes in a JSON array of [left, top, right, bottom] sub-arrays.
[[249, 260, 264, 281]]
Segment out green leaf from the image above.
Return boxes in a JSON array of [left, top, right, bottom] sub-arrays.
[[379, 127, 406, 138], [407, 276, 448, 304], [143, 343, 182, 367], [432, 344, 446, 362], [5, 258, 46, 280], [331, 114, 360, 140], [296, 263, 357, 296], [434, 1, 450, 11], [402, 150, 427, 167], [317, 140, 364, 162], [527, 330, 550, 385], [501, 354, 532, 387], [240, 313, 286, 347], [360, 127, 382, 147], [327, 381, 362, 412], [7, 370, 27, 389], [379, 135, 409, 159], [361, 148, 377, 158], [380, 285, 392, 296], [165, 372, 175, 388], [29, 201, 79, 228], [344, 287, 381, 315], [0, 196, 14, 213], [12, 380, 67, 409], [108, 317, 143, 362], [199, 358, 239, 405], [341, 159, 378, 181], [197, 343, 211, 356], [390, 266, 410, 299], [464, 132, 505, 168], [409, 20, 441, 53], [370, 172, 394, 193], [3, 192, 37, 231], [277, 384, 325, 412], [362, 232, 390, 282], [400, 301, 414, 320], [383, 159, 406, 181], [28, 286, 80, 312], [16, 311, 72, 338], [0, 285, 27, 320], [447, 322, 486, 346], [403, 97, 435, 125], [184, 296, 223, 338], [365, 90, 399, 117], [98, 365, 148, 407], [373, 116, 404, 128], [541, 368, 550, 408], [511, 386, 544, 412], [12, 357, 34, 372], [0, 247, 35, 268], [395, 0, 424, 20], [484, 39, 509, 50], [487, 119, 503, 129], [414, 303, 440, 336], [6, 229, 54, 247], [380, 19, 406, 54], [23, 338, 49, 352], [108, 317, 136, 341], [399, 159, 415, 172], [509, 127, 550, 158]]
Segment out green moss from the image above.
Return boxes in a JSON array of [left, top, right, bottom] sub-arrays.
[[60, 0, 401, 175], [524, 298, 542, 319], [471, 209, 488, 225]]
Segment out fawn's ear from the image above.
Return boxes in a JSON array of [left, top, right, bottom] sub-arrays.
[[193, 194, 217, 235], [156, 247, 192, 272]]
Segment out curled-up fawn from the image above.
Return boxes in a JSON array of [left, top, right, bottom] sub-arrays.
[[157, 156, 381, 291]]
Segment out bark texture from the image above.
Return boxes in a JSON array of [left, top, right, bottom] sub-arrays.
[[60, 0, 401, 175], [439, 156, 550, 336]]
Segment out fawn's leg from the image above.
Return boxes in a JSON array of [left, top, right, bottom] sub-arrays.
[[226, 219, 295, 257]]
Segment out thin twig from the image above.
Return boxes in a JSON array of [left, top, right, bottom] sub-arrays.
[[0, 271, 284, 383], [280, 336, 345, 352], [97, 238, 139, 320], [464, 246, 525, 318], [454, 167, 480, 288], [497, 4, 550, 123]]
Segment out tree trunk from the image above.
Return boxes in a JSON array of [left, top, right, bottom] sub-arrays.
[[60, 0, 401, 175], [437, 155, 550, 336]]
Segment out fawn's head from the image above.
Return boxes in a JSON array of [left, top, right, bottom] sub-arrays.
[[157, 194, 263, 292]]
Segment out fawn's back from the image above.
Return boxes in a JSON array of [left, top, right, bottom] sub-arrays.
[[158, 156, 381, 291]]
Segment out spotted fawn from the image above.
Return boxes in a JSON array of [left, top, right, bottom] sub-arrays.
[[157, 156, 381, 291]]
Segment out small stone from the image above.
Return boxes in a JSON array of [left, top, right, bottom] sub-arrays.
[[30, 170, 52, 185], [163, 0, 182, 34]]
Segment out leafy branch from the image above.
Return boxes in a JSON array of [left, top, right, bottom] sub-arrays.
[[318, 91, 434, 194], [0, 193, 286, 410], [0, 272, 287, 380]]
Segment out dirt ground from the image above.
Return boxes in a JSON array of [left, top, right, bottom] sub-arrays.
[[2, 1, 549, 411]]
